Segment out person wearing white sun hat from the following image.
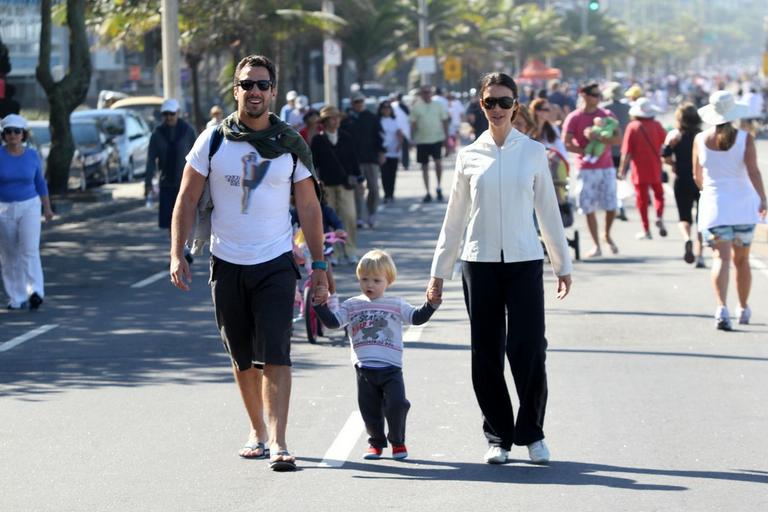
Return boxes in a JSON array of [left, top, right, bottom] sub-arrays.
[[693, 90, 767, 331]]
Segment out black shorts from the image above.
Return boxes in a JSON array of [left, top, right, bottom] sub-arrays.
[[416, 142, 443, 164], [674, 180, 700, 224], [210, 252, 300, 370]]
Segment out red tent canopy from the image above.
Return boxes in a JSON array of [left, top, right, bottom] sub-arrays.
[[518, 59, 561, 80]]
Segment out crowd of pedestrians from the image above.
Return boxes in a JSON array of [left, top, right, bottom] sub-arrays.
[[2, 50, 766, 475]]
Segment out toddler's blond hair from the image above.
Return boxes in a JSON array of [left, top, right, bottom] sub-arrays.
[[356, 249, 397, 284]]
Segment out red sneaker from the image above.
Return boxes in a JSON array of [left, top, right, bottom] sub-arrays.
[[363, 445, 383, 460], [392, 444, 408, 460]]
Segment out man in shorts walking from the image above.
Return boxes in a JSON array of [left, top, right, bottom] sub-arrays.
[[169, 55, 329, 472], [410, 85, 449, 202], [563, 83, 622, 257]]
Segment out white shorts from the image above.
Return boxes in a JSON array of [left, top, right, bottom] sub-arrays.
[[575, 167, 618, 214]]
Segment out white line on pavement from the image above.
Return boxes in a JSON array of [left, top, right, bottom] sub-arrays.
[[404, 323, 426, 342], [130, 271, 167, 288], [408, 204, 420, 212], [750, 256, 768, 281], [0, 324, 59, 352], [318, 411, 365, 468]]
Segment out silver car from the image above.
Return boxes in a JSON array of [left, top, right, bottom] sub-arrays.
[[71, 109, 151, 180]]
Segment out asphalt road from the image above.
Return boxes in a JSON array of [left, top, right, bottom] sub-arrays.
[[2, 145, 767, 511]]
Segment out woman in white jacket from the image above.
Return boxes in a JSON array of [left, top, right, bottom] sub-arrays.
[[427, 73, 572, 465]]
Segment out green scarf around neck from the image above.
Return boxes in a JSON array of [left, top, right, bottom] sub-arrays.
[[221, 112, 317, 180]]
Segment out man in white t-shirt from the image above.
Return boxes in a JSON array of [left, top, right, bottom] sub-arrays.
[[169, 55, 328, 472]]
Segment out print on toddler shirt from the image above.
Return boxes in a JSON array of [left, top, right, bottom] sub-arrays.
[[351, 310, 398, 350], [240, 152, 271, 213]]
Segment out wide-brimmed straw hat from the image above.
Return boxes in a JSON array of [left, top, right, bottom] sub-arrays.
[[628, 98, 662, 118], [697, 90, 749, 125]]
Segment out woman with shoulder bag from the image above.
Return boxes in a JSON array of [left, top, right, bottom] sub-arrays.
[[618, 98, 668, 240]]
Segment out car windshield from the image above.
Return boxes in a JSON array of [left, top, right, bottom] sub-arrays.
[[72, 123, 101, 145], [29, 126, 51, 145]]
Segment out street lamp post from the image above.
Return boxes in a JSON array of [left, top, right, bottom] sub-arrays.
[[161, 0, 182, 102], [418, 0, 431, 86]]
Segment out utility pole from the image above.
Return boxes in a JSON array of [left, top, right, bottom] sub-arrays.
[[161, 0, 182, 102], [418, 0, 432, 85], [322, 0, 338, 107]]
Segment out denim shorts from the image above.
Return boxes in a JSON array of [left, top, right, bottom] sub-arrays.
[[702, 224, 756, 247]]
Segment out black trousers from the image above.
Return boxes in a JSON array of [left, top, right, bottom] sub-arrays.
[[356, 366, 411, 448], [462, 259, 548, 450], [380, 157, 399, 199]]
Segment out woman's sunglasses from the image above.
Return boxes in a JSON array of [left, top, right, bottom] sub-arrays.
[[482, 96, 516, 110], [238, 79, 272, 92], [3, 128, 23, 135]]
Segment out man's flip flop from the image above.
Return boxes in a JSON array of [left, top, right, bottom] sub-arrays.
[[269, 450, 297, 472], [239, 442, 269, 459]]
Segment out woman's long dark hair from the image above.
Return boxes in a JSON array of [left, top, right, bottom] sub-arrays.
[[377, 101, 395, 119], [675, 103, 702, 135], [478, 72, 519, 122], [530, 98, 557, 143]]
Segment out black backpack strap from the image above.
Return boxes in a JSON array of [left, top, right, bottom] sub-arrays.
[[207, 125, 224, 175]]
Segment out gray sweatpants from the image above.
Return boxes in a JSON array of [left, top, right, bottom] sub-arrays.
[[355, 366, 410, 448]]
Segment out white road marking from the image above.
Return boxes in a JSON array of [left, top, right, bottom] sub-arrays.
[[130, 271, 167, 288], [408, 204, 420, 212], [0, 324, 59, 352], [318, 411, 365, 468], [404, 323, 426, 342], [750, 256, 768, 281]]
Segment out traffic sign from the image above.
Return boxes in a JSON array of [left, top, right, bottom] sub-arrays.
[[416, 47, 436, 74], [443, 57, 462, 83], [324, 39, 342, 67], [763, 52, 768, 77]]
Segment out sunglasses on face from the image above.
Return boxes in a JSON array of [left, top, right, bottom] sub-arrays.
[[3, 128, 23, 135], [162, 112, 177, 116], [537, 107, 550, 112], [583, 91, 600, 98], [238, 79, 273, 92], [482, 96, 516, 110]]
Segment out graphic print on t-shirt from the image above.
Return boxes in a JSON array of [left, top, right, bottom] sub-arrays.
[[240, 152, 271, 214]]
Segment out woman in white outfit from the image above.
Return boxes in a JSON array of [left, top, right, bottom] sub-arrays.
[[0, 114, 54, 310], [426, 73, 572, 465], [693, 91, 767, 330]]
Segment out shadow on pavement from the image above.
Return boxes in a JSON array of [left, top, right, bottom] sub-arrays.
[[301, 456, 768, 490]]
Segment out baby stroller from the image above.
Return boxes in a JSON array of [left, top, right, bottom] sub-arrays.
[[547, 148, 580, 260]]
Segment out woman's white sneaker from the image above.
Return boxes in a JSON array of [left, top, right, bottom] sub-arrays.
[[527, 440, 550, 464], [483, 446, 509, 464], [738, 306, 751, 325]]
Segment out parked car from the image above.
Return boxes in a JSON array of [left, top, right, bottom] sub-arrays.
[[26, 119, 122, 189], [71, 109, 151, 180], [110, 95, 164, 130], [68, 119, 121, 189]]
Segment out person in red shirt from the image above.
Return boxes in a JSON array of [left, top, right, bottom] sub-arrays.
[[618, 98, 668, 240], [562, 83, 622, 257]]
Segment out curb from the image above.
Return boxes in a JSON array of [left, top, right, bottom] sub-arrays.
[[44, 197, 145, 230]]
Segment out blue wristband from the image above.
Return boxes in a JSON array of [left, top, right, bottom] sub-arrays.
[[311, 260, 328, 271]]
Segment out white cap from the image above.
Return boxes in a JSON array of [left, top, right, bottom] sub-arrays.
[[161, 98, 180, 113], [2, 114, 28, 130], [286, 90, 298, 101]]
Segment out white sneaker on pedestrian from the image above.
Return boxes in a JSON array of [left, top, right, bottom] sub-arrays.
[[635, 231, 652, 240], [527, 440, 550, 464], [738, 306, 751, 325], [483, 446, 508, 464], [715, 306, 732, 331]]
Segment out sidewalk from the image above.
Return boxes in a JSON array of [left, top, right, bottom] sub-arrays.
[[45, 181, 145, 229]]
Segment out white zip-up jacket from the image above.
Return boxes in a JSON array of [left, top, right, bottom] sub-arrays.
[[431, 128, 573, 278]]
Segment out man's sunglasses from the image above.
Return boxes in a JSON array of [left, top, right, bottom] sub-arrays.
[[583, 91, 600, 98], [162, 111, 177, 116], [482, 96, 516, 110], [3, 128, 23, 135], [238, 79, 273, 92]]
